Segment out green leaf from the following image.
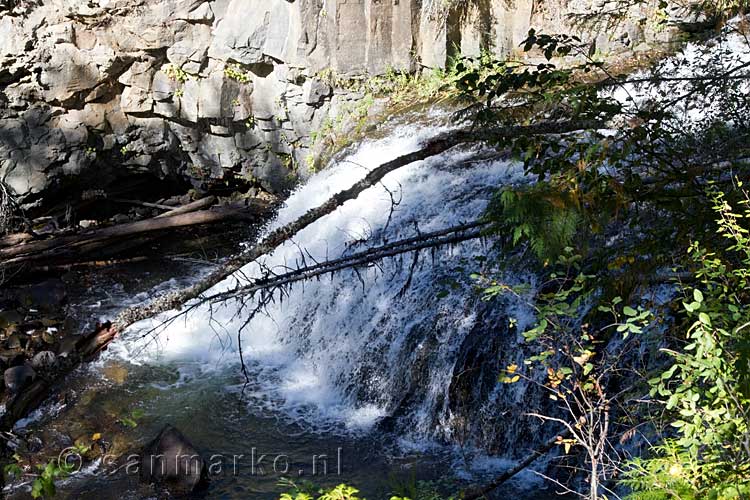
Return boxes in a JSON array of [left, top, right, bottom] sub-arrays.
[[666, 394, 680, 410], [699, 312, 712, 326], [693, 289, 704, 303], [31, 479, 44, 499], [3, 463, 22, 478], [623, 306, 637, 317], [119, 417, 138, 428]]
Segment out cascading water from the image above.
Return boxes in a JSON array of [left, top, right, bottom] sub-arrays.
[[8, 24, 750, 500], [10, 108, 567, 499], [108, 107, 550, 456]]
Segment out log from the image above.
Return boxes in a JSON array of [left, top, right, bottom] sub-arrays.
[[0, 231, 35, 248], [156, 196, 216, 218], [0, 322, 118, 431], [23, 256, 151, 273], [110, 198, 175, 211], [0, 201, 269, 265], [201, 221, 487, 304]]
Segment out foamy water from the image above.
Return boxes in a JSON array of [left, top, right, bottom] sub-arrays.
[[105, 110, 537, 441]]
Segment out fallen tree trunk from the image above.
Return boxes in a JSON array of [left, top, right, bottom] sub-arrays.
[[0, 231, 35, 248], [201, 221, 488, 304], [23, 256, 151, 273], [0, 201, 269, 266], [459, 428, 573, 499], [156, 196, 217, 218], [110, 198, 175, 211], [112, 119, 599, 331]]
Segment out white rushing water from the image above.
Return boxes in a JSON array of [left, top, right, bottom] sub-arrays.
[[608, 18, 750, 128], [105, 108, 539, 447], [102, 24, 750, 451]]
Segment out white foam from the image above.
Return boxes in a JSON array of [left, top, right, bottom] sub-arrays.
[[107, 110, 531, 438]]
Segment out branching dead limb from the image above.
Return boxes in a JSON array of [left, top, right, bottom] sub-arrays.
[[128, 220, 489, 348], [198, 220, 487, 305]]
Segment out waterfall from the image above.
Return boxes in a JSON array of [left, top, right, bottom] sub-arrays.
[[107, 108, 546, 457]]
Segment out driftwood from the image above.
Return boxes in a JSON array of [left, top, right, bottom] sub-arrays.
[[201, 221, 487, 304], [0, 196, 219, 251], [460, 429, 573, 499], [22, 256, 151, 273], [156, 196, 216, 218], [110, 198, 175, 211], [0, 119, 598, 435], [0, 232, 34, 248], [0, 201, 269, 266]]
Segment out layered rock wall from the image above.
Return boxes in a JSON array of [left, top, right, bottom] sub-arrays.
[[0, 0, 667, 209]]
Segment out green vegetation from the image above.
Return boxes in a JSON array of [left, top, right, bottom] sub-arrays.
[[458, 14, 750, 499], [299, 11, 750, 496], [117, 408, 144, 428], [316, 64, 457, 106], [224, 63, 251, 84], [3, 451, 80, 499], [30, 460, 72, 499], [279, 482, 364, 500], [163, 63, 189, 84], [620, 191, 750, 499], [278, 478, 455, 500]]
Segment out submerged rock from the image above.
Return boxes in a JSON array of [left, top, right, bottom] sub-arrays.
[[140, 424, 207, 493], [4, 364, 36, 393]]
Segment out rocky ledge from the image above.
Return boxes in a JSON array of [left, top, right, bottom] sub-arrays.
[[0, 0, 689, 222]]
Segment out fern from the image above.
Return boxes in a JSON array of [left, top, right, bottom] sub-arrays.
[[487, 184, 581, 262]]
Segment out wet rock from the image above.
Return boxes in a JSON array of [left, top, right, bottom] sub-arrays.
[[140, 424, 208, 493], [57, 335, 79, 358], [41, 330, 57, 345], [0, 349, 24, 368], [4, 364, 36, 393], [31, 351, 57, 371], [27, 435, 43, 453], [18, 279, 67, 313], [101, 362, 128, 384], [6, 333, 26, 350], [0, 309, 22, 328], [111, 213, 131, 224]]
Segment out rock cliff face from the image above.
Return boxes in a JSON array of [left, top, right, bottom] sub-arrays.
[[0, 0, 667, 210]]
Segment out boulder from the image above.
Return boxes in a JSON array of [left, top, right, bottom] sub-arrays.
[[302, 79, 332, 107], [5, 333, 26, 350], [140, 424, 208, 493], [4, 364, 36, 393], [31, 351, 57, 371]]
